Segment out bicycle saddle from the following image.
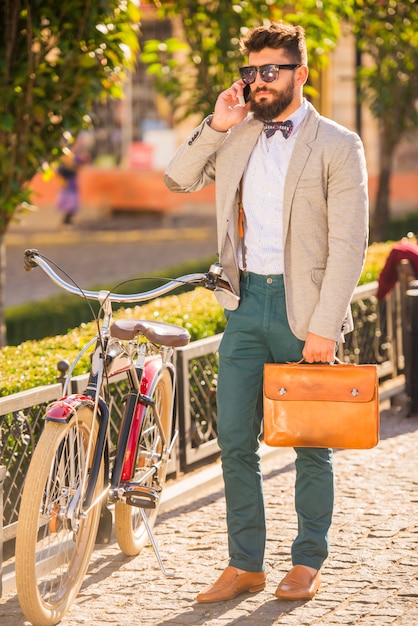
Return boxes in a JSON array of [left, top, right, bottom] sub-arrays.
[[110, 319, 190, 347]]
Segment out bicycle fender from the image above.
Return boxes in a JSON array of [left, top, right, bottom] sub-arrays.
[[121, 355, 163, 481], [45, 394, 95, 423], [140, 354, 163, 395]]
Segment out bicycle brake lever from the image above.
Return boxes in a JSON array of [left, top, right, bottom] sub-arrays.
[[204, 263, 225, 290], [24, 249, 39, 272], [202, 273, 217, 291], [204, 263, 240, 310], [205, 263, 235, 293]]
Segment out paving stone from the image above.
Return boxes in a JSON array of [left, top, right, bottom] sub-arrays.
[[2, 401, 418, 625]]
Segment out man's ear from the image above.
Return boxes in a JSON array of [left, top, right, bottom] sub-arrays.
[[297, 65, 309, 86]]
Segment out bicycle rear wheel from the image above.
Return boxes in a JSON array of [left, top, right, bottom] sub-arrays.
[[16, 406, 103, 626], [115, 368, 173, 556]]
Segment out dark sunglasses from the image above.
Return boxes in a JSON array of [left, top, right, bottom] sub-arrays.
[[239, 63, 301, 85]]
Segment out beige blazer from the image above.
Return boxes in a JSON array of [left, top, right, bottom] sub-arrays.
[[165, 102, 369, 342]]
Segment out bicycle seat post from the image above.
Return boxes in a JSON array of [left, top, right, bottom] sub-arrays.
[[161, 345, 174, 365]]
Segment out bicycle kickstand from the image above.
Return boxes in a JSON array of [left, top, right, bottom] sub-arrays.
[[140, 509, 175, 578]]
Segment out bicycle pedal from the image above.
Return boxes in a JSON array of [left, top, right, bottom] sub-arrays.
[[122, 484, 159, 509], [127, 496, 156, 509]]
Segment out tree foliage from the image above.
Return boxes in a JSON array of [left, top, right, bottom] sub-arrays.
[[353, 0, 418, 241], [144, 1, 418, 243], [142, 0, 353, 122], [0, 0, 140, 346], [0, 0, 140, 233]]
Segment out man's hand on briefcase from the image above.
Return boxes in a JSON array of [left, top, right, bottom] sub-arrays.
[[302, 332, 336, 363]]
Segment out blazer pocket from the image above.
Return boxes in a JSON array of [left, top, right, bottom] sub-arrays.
[[311, 267, 326, 284]]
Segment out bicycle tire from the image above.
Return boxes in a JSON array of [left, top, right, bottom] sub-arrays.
[[15, 406, 103, 626], [115, 368, 173, 556]]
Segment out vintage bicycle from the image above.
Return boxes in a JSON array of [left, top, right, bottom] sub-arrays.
[[15, 249, 230, 626]]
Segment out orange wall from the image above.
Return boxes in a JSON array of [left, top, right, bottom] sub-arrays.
[[368, 171, 418, 212], [30, 167, 215, 215], [30, 166, 418, 216]]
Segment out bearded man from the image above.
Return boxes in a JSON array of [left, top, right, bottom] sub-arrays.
[[165, 22, 369, 604]]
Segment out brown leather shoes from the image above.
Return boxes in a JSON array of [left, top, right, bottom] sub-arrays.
[[274, 565, 321, 600], [196, 566, 266, 603]]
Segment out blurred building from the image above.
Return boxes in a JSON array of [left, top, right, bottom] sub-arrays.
[[88, 10, 418, 219]]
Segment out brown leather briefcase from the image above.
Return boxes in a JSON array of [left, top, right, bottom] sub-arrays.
[[263, 361, 379, 449]]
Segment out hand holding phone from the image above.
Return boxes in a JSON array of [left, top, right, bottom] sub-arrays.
[[212, 82, 250, 130]]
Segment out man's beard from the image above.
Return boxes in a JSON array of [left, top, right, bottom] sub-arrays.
[[250, 80, 294, 121]]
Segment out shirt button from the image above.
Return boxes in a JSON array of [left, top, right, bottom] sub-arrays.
[[266, 277, 273, 284]]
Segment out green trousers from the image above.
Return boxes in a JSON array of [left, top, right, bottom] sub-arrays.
[[217, 272, 334, 572]]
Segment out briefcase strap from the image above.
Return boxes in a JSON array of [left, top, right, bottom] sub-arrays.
[[238, 180, 247, 276]]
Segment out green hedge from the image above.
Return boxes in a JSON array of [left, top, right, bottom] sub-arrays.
[[5, 256, 217, 346], [386, 212, 418, 241], [0, 283, 226, 396], [0, 243, 396, 397], [6, 239, 394, 348]]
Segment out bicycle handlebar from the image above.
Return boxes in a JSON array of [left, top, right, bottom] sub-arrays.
[[24, 248, 220, 304]]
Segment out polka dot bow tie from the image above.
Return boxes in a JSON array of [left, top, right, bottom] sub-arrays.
[[263, 120, 293, 139]]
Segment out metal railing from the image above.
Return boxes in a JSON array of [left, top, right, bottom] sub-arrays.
[[175, 334, 222, 468], [0, 384, 63, 544], [0, 280, 407, 593]]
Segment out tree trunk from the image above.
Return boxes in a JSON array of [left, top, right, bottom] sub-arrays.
[[371, 159, 391, 243], [0, 234, 6, 347], [371, 126, 401, 243]]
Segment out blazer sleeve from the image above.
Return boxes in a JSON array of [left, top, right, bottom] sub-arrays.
[[307, 131, 369, 340], [164, 117, 230, 193]]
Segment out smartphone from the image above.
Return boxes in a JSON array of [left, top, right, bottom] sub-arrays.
[[237, 84, 251, 107]]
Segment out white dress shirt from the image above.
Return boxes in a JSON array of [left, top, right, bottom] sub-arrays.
[[239, 99, 309, 275]]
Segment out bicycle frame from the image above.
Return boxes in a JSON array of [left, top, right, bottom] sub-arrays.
[[15, 250, 230, 625], [23, 248, 230, 514], [42, 308, 176, 515]]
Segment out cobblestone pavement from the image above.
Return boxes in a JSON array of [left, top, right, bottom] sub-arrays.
[[4, 209, 418, 624], [2, 399, 418, 626]]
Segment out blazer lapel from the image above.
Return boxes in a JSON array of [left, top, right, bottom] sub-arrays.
[[216, 106, 321, 255], [217, 118, 263, 251], [282, 104, 320, 243]]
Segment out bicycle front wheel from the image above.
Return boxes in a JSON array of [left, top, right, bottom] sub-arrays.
[[15, 406, 104, 626], [115, 368, 173, 556]]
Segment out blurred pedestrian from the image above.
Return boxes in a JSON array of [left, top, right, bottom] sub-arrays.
[[377, 235, 418, 300], [56, 133, 92, 228]]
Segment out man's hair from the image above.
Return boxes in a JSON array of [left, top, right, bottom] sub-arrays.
[[240, 22, 308, 66]]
